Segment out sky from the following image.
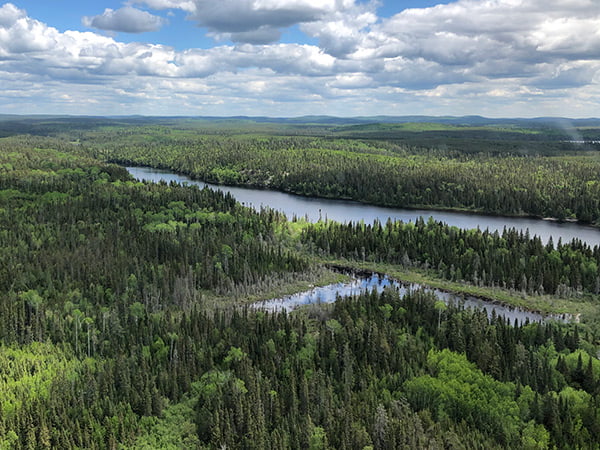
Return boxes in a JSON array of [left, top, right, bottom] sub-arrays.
[[0, 0, 599, 118]]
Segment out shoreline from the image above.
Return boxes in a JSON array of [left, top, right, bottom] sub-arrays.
[[253, 262, 575, 323], [322, 260, 585, 321], [122, 163, 599, 231]]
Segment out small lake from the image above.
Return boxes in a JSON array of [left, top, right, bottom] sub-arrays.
[[254, 273, 567, 325], [127, 166, 600, 248]]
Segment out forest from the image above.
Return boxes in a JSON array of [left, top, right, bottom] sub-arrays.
[[0, 117, 600, 449], [66, 118, 600, 224]]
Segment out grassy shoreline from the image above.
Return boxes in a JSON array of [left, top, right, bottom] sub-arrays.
[[318, 258, 592, 319], [203, 268, 350, 309], [203, 256, 591, 321]]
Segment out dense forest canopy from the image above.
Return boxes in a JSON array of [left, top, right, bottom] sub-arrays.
[[45, 116, 600, 224], [0, 117, 600, 449]]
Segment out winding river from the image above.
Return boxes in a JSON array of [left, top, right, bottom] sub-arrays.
[[127, 166, 588, 322], [127, 166, 600, 247]]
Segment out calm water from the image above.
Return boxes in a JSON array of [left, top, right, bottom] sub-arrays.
[[127, 166, 600, 247], [254, 273, 566, 324]]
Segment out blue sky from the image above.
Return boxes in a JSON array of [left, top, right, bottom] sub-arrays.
[[1, 0, 599, 117], [22, 1, 454, 50]]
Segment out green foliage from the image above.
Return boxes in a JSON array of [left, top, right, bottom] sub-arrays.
[[405, 350, 521, 445], [68, 124, 600, 223], [521, 421, 550, 449], [308, 425, 328, 450], [0, 342, 80, 418], [0, 131, 599, 449], [0, 342, 87, 447], [133, 398, 201, 450], [302, 218, 600, 298]]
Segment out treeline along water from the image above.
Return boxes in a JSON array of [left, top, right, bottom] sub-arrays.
[[127, 166, 600, 248], [254, 272, 567, 324]]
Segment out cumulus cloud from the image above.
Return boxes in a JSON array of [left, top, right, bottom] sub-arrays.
[[299, 1, 377, 57], [208, 26, 283, 46], [0, 2, 24, 28], [0, 8, 59, 54], [82, 6, 166, 33], [133, 0, 357, 43], [1, 1, 600, 117], [0, 5, 337, 81], [287, 0, 600, 95], [373, 0, 600, 67]]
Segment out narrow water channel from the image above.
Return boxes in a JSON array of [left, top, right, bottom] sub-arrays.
[[254, 273, 568, 325]]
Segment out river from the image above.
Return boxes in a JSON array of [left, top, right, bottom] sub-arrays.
[[127, 166, 600, 247]]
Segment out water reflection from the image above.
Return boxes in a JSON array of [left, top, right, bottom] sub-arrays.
[[254, 273, 569, 325], [127, 166, 600, 247]]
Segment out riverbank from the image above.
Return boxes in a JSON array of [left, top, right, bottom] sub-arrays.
[[125, 165, 597, 320], [127, 166, 600, 247], [201, 267, 350, 309], [320, 259, 591, 320], [124, 164, 600, 232]]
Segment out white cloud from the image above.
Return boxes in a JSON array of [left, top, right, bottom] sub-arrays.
[[0, 3, 23, 28], [373, 0, 600, 65], [134, 0, 359, 43], [82, 6, 166, 33], [329, 74, 373, 89], [0, 12, 58, 54], [300, 1, 378, 57], [1, 1, 600, 117], [129, 0, 196, 13], [208, 26, 283, 45]]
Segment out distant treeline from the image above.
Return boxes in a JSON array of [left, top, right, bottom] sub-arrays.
[[62, 126, 600, 224]]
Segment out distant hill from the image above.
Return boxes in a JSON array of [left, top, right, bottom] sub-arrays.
[[1, 113, 599, 127]]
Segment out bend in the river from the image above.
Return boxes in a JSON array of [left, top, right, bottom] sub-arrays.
[[127, 166, 600, 248]]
